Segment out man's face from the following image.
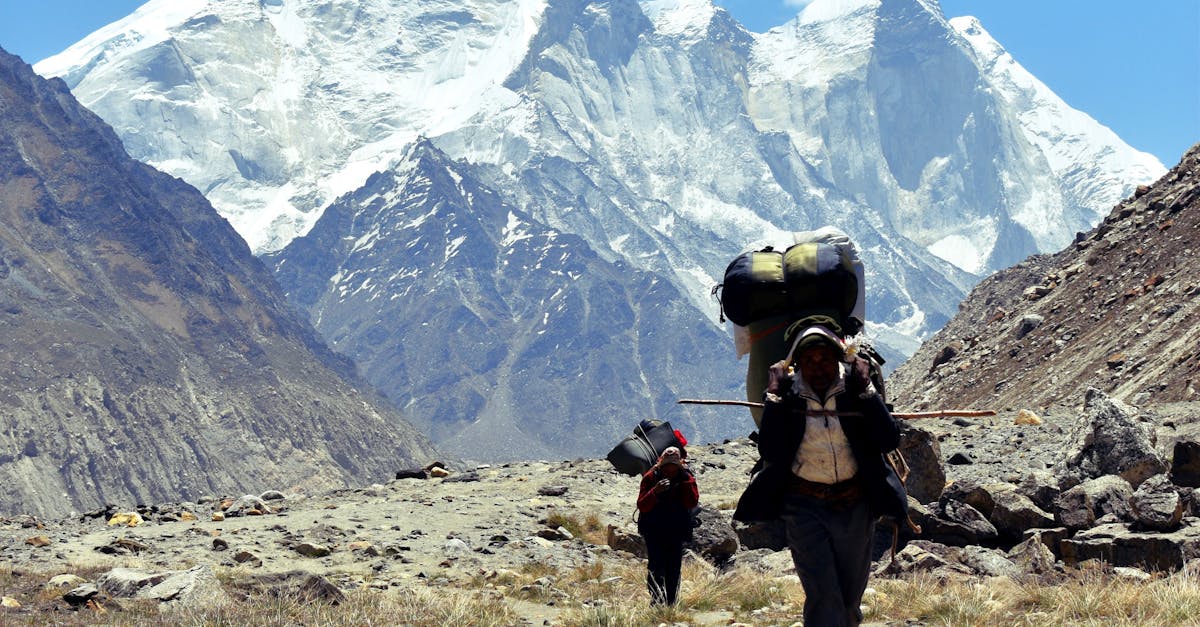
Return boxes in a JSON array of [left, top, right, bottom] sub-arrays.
[[796, 344, 841, 393]]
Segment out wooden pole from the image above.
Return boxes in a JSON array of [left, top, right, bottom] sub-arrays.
[[675, 399, 996, 420]]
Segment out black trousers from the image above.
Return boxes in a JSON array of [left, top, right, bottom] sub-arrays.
[[644, 533, 686, 605]]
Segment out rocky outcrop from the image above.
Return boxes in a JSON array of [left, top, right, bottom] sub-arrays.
[[889, 144, 1200, 411], [0, 48, 438, 518]]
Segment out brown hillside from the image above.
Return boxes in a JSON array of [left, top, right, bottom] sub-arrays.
[[889, 143, 1200, 414]]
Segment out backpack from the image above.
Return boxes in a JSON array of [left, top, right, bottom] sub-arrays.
[[606, 420, 688, 476], [715, 227, 866, 336]]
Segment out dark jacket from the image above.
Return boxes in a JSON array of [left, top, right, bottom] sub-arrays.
[[733, 387, 905, 523], [637, 467, 699, 540]]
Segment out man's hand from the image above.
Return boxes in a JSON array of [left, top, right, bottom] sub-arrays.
[[765, 359, 790, 397], [654, 478, 672, 493], [846, 356, 874, 397]]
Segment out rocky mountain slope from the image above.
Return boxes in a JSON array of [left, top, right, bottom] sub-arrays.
[[0, 48, 438, 518], [888, 143, 1199, 414], [31, 0, 1164, 459]]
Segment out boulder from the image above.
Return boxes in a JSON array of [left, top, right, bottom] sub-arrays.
[[1131, 475, 1185, 531], [1007, 535, 1059, 577], [1054, 389, 1166, 489], [989, 488, 1056, 541], [1170, 441, 1200, 488], [1017, 470, 1063, 512], [897, 425, 944, 504], [139, 565, 226, 607], [606, 525, 646, 558], [1060, 519, 1200, 571], [959, 545, 1021, 578], [1021, 527, 1070, 560], [97, 568, 169, 597], [915, 499, 998, 547], [685, 505, 739, 565], [1055, 475, 1133, 530]]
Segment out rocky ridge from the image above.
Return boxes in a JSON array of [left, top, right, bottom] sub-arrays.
[[888, 143, 1200, 413], [0, 47, 438, 518]]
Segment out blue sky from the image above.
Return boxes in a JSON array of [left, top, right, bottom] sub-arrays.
[[2, 0, 1197, 166]]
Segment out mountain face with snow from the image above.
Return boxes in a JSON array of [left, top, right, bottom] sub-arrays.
[[35, 0, 1165, 459]]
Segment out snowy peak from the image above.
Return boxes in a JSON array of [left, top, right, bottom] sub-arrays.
[[948, 14, 1164, 229]]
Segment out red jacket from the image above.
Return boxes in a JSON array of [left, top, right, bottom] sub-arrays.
[[637, 466, 699, 514]]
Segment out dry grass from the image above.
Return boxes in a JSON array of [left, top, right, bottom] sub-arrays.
[[866, 568, 1200, 626], [9, 559, 1200, 625], [544, 510, 608, 545]]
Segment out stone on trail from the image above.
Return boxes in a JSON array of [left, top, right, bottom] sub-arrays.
[[106, 512, 143, 527], [294, 542, 332, 558]]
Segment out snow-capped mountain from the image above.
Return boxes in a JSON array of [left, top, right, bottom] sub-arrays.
[[34, 0, 1165, 458]]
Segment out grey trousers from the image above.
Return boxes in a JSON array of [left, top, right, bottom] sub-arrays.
[[782, 493, 875, 627]]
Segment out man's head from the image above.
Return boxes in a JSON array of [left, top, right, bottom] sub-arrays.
[[785, 321, 844, 395], [659, 447, 683, 475]]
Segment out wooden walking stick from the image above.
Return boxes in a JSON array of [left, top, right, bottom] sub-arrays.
[[675, 399, 996, 420]]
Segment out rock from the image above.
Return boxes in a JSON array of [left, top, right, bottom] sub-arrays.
[[879, 541, 967, 577], [606, 525, 646, 558], [1007, 535, 1058, 576], [1021, 527, 1070, 559], [428, 467, 451, 479], [394, 468, 428, 480], [95, 537, 150, 555], [941, 481, 997, 517], [1112, 566, 1152, 581], [97, 568, 170, 597], [443, 471, 481, 483], [1061, 519, 1200, 571], [728, 548, 795, 577], [1055, 475, 1133, 530], [947, 452, 973, 465], [1054, 389, 1166, 489], [1014, 409, 1042, 426], [212, 512, 226, 522], [443, 538, 470, 556], [234, 551, 263, 568], [917, 500, 998, 547], [928, 341, 963, 371], [45, 574, 87, 589], [259, 490, 287, 501], [988, 488, 1056, 541], [1014, 314, 1044, 339], [1, 596, 18, 608], [63, 583, 99, 607], [537, 485, 569, 497], [959, 545, 1021, 578], [212, 537, 229, 551], [24, 535, 50, 547], [1170, 441, 1200, 488], [898, 425, 944, 504], [1018, 470, 1063, 512], [685, 505, 739, 565], [732, 519, 787, 552], [295, 542, 332, 558], [225, 495, 271, 517], [297, 574, 345, 604], [106, 512, 143, 527], [536, 527, 573, 541], [1131, 475, 1184, 531], [139, 565, 226, 607]]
